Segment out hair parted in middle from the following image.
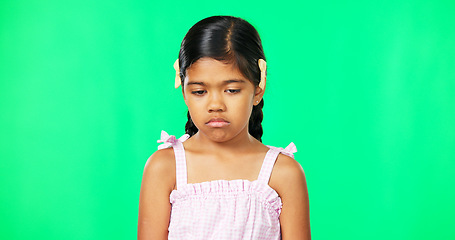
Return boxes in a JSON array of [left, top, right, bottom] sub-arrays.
[[177, 16, 266, 142]]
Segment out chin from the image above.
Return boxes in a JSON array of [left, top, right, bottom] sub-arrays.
[[201, 128, 232, 143], [209, 131, 231, 142]]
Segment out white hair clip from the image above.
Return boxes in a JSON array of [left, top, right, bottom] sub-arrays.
[[174, 59, 181, 88], [258, 59, 266, 90]]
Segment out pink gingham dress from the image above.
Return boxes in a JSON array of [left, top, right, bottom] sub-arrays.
[[157, 131, 297, 240]]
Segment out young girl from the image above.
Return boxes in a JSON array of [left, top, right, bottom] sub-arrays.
[[138, 16, 310, 240]]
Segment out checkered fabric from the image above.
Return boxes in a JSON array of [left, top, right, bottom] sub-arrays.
[[159, 131, 296, 240]]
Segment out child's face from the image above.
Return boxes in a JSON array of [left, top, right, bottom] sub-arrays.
[[183, 58, 263, 142]]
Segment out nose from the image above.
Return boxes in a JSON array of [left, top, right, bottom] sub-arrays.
[[208, 92, 226, 112]]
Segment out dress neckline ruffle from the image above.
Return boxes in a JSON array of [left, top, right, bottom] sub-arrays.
[[170, 179, 282, 216]]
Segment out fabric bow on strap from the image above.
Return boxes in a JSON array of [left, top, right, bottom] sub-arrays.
[[157, 130, 190, 150], [272, 142, 297, 159]]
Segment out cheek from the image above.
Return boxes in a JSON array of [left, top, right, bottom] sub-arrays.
[[233, 97, 254, 120], [186, 101, 200, 116], [185, 99, 204, 123]]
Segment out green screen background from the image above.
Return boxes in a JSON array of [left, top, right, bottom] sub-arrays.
[[1, 0, 454, 239]]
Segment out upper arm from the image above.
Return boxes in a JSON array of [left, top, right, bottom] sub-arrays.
[[270, 154, 311, 240], [138, 148, 176, 240]]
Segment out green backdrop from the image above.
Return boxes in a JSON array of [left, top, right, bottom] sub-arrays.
[[1, 0, 454, 239]]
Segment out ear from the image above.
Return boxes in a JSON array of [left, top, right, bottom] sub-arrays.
[[181, 76, 188, 102], [182, 87, 188, 104], [253, 81, 265, 106]]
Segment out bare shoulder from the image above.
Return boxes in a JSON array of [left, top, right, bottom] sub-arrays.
[[144, 147, 175, 172], [275, 153, 304, 173], [269, 153, 308, 197], [269, 153, 311, 239], [142, 148, 176, 191], [138, 147, 176, 239]]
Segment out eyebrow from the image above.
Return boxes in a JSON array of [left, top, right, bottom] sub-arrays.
[[186, 79, 246, 86], [224, 79, 246, 84], [186, 81, 206, 86]]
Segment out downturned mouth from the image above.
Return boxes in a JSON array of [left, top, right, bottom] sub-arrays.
[[206, 118, 230, 127]]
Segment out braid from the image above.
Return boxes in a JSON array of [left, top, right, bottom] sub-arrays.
[[185, 111, 199, 136], [248, 99, 264, 142]]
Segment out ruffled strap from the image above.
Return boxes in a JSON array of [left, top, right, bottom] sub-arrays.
[[257, 143, 297, 184], [157, 130, 189, 188], [157, 130, 189, 150], [271, 142, 297, 159]]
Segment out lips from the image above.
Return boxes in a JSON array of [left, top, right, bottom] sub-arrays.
[[206, 118, 230, 128]]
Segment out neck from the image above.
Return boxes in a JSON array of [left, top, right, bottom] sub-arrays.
[[188, 129, 259, 154]]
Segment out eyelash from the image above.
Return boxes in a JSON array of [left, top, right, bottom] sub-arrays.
[[226, 89, 240, 94], [191, 90, 206, 95], [191, 89, 241, 95]]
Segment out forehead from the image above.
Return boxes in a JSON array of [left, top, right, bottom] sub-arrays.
[[185, 58, 247, 83]]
